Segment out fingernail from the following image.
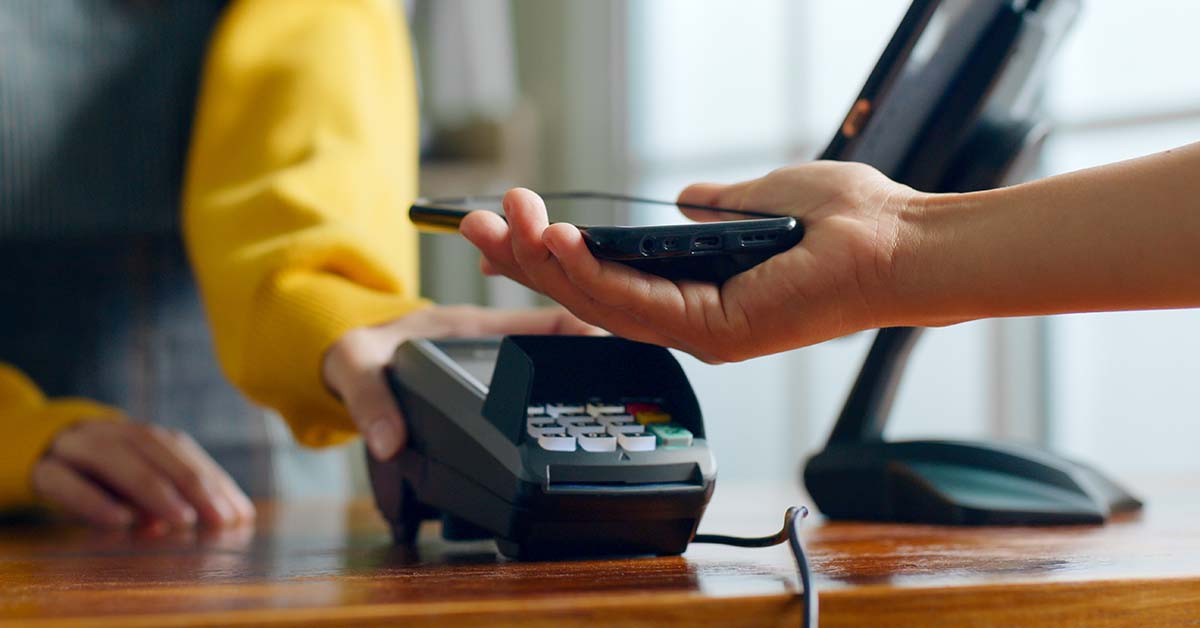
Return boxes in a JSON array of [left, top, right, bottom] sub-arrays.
[[210, 493, 236, 524], [544, 236, 560, 257], [175, 504, 198, 526], [108, 507, 134, 528], [238, 498, 257, 521], [366, 419, 400, 460]]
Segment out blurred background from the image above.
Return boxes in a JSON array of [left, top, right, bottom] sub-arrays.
[[404, 0, 1200, 488]]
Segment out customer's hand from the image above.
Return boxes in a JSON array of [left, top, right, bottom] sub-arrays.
[[32, 421, 255, 529], [460, 161, 925, 363], [322, 305, 602, 461]]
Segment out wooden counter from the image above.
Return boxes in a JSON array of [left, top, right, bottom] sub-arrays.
[[2, 479, 1198, 627]]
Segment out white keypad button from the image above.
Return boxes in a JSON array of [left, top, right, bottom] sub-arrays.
[[554, 415, 592, 426], [528, 424, 567, 438], [527, 416, 557, 428], [546, 403, 584, 417], [578, 432, 618, 452], [566, 423, 606, 437], [617, 432, 656, 452], [538, 434, 577, 452], [606, 423, 645, 435], [527, 405, 546, 416], [586, 402, 626, 416], [596, 414, 635, 425]]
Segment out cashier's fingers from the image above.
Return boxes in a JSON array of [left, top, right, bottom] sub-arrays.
[[130, 425, 255, 526], [31, 457, 135, 528], [168, 431, 256, 522], [45, 422, 200, 527], [465, 306, 606, 337], [344, 371, 408, 461], [326, 328, 409, 461]]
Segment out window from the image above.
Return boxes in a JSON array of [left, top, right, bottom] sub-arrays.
[[1040, 1, 1200, 477], [621, 0, 1200, 481]]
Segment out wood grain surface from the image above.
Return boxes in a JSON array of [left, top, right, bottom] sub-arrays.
[[2, 478, 1198, 627]]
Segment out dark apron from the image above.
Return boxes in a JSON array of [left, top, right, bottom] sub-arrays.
[[0, 0, 341, 498], [0, 235, 277, 495]]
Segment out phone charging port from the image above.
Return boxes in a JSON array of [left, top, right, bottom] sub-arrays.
[[693, 235, 721, 250], [739, 232, 779, 247]]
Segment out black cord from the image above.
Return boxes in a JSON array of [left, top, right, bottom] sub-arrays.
[[693, 506, 818, 628]]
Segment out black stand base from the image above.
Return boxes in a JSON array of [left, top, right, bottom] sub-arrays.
[[804, 439, 1142, 525]]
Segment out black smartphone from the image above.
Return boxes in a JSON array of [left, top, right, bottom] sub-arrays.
[[410, 192, 804, 284]]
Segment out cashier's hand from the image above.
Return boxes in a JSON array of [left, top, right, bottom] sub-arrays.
[[461, 162, 922, 363], [323, 305, 602, 461], [32, 421, 256, 529]]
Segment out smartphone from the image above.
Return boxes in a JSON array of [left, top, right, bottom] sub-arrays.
[[410, 192, 804, 283]]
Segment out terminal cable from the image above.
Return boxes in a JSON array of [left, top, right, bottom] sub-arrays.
[[693, 506, 818, 628]]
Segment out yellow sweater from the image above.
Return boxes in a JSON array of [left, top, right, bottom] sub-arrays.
[[0, 0, 426, 508]]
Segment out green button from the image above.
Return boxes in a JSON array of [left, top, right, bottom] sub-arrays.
[[648, 423, 693, 448]]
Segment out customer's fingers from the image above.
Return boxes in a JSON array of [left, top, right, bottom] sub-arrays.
[[459, 209, 539, 291], [50, 425, 198, 526], [31, 458, 134, 528], [676, 181, 759, 222], [131, 425, 254, 526], [502, 191, 701, 351], [541, 221, 734, 361]]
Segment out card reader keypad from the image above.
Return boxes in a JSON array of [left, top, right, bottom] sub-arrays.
[[526, 402, 694, 452]]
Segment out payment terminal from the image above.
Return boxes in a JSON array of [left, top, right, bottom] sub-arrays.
[[366, 335, 717, 559]]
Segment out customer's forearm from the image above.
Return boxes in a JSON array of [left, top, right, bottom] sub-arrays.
[[892, 142, 1200, 325]]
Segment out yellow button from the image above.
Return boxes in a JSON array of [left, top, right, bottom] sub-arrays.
[[635, 411, 671, 425]]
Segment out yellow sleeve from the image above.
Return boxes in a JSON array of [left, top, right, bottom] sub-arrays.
[[0, 364, 122, 509], [183, 0, 428, 449]]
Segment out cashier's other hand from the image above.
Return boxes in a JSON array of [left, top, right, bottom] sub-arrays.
[[460, 162, 921, 363], [32, 420, 255, 529], [323, 305, 602, 461]]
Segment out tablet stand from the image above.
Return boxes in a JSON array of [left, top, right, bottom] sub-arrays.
[[802, 121, 1143, 526]]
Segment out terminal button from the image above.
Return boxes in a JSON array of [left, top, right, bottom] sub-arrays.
[[586, 402, 626, 416], [606, 423, 645, 435], [596, 414, 635, 426], [566, 423, 606, 437], [546, 403, 585, 417], [648, 423, 693, 448], [624, 402, 660, 414], [538, 434, 577, 452], [577, 431, 618, 452], [528, 424, 566, 438], [617, 432, 656, 452], [634, 410, 671, 425]]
